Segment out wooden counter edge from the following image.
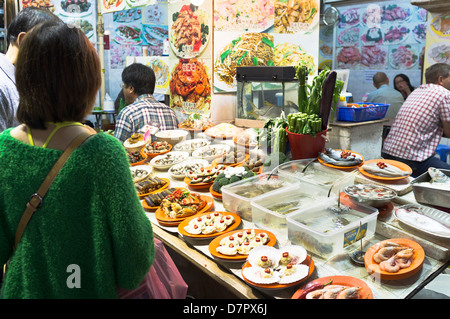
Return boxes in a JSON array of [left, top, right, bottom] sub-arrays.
[[152, 224, 267, 299]]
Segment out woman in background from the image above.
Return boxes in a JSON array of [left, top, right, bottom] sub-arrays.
[[0, 21, 154, 298], [394, 74, 415, 100]]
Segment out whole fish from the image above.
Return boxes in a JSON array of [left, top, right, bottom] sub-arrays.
[[428, 167, 450, 183], [319, 148, 363, 167], [395, 205, 450, 237]]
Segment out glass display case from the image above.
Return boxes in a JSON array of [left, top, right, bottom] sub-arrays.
[[236, 66, 298, 127]]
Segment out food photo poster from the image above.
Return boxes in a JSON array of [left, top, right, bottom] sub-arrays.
[[319, 0, 427, 101], [423, 11, 450, 81], [20, 0, 97, 45]]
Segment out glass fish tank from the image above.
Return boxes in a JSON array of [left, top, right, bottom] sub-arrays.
[[236, 66, 298, 123]]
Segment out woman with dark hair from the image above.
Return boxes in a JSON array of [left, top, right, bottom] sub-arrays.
[[394, 74, 415, 100], [0, 21, 154, 298]]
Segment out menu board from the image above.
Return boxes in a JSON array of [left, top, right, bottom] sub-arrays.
[[213, 0, 320, 93], [329, 2, 427, 71], [167, 0, 212, 116], [20, 0, 97, 45], [109, 1, 169, 69], [423, 11, 450, 73]]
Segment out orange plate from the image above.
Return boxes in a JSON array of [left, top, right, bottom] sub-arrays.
[[184, 176, 214, 189], [154, 195, 214, 224], [242, 255, 314, 290], [137, 178, 170, 198], [318, 149, 364, 170], [364, 238, 425, 280], [143, 144, 172, 159], [233, 136, 258, 149], [211, 153, 250, 167], [291, 275, 373, 299], [130, 151, 148, 166], [209, 185, 222, 200], [208, 229, 277, 261], [141, 187, 187, 211], [178, 212, 241, 239], [359, 159, 412, 181]]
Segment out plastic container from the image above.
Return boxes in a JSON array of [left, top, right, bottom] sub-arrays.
[[287, 197, 378, 259], [221, 173, 300, 222], [251, 183, 335, 243], [338, 103, 390, 122], [277, 159, 356, 195]]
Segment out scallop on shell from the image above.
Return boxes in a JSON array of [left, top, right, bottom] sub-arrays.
[[242, 266, 281, 285], [247, 246, 279, 269], [277, 264, 309, 284], [277, 245, 307, 266]]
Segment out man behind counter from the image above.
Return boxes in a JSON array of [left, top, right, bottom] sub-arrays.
[[382, 63, 450, 177], [367, 72, 405, 125], [114, 63, 178, 143]]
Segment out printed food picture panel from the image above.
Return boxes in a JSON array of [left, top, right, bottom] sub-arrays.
[[214, 0, 275, 33], [126, 56, 170, 95], [424, 12, 450, 72], [334, 1, 426, 71], [101, 0, 152, 13], [168, 0, 212, 116], [213, 0, 320, 93], [274, 0, 320, 34], [169, 57, 212, 116], [21, 0, 98, 45]]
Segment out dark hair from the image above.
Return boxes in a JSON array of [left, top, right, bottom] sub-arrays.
[[373, 72, 388, 87], [393, 74, 415, 92], [16, 21, 102, 129], [6, 7, 59, 46], [122, 63, 156, 95], [425, 63, 450, 84]]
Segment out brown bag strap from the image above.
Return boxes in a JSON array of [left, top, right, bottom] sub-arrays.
[[13, 132, 93, 250]]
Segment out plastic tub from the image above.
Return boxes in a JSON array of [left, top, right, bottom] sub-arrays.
[[287, 197, 378, 259], [251, 183, 335, 243], [221, 173, 300, 222], [338, 103, 389, 122], [277, 159, 356, 195]]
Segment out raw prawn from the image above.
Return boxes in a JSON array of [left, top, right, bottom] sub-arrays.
[[373, 246, 407, 264], [337, 287, 362, 299], [322, 287, 345, 299], [379, 255, 401, 273]]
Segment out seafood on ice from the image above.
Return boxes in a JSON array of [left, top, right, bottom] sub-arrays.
[[372, 241, 414, 273], [395, 205, 450, 237], [319, 148, 363, 167], [361, 161, 410, 177]]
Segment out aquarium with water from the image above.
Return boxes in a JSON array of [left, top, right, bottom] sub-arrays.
[[236, 66, 298, 122]]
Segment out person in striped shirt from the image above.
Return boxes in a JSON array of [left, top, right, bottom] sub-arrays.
[[114, 63, 178, 142], [382, 63, 450, 177]]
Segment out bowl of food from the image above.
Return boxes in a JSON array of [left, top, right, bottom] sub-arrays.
[[123, 133, 148, 153], [344, 184, 397, 208], [150, 151, 189, 170], [143, 141, 172, 158], [128, 149, 148, 167], [155, 129, 188, 146]]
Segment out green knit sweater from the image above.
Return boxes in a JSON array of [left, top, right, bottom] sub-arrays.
[[0, 129, 155, 298]]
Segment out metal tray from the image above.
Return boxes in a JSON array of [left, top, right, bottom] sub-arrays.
[[411, 169, 450, 209]]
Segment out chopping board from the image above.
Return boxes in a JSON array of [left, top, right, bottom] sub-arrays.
[[354, 172, 413, 195]]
